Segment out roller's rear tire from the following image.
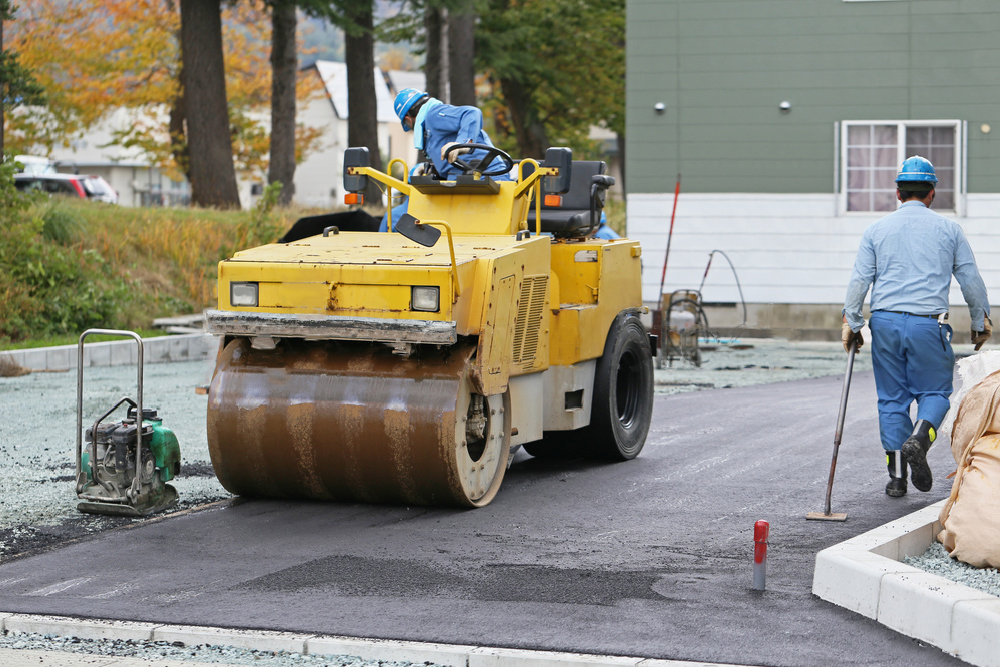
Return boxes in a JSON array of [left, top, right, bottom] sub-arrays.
[[523, 312, 653, 461], [588, 313, 654, 460]]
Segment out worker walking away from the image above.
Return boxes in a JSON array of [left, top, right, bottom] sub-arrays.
[[382, 88, 511, 231], [843, 155, 992, 498]]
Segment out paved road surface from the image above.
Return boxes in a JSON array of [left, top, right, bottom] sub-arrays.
[[0, 370, 962, 666]]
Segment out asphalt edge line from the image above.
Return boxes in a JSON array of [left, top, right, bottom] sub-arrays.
[[0, 612, 752, 667], [1, 499, 234, 566], [812, 499, 1000, 667]]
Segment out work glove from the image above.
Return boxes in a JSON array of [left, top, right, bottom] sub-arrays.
[[842, 322, 864, 353], [972, 316, 993, 351], [442, 142, 471, 164], [410, 162, 427, 178]]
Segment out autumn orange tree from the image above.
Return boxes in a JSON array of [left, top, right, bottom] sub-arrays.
[[6, 0, 321, 184]]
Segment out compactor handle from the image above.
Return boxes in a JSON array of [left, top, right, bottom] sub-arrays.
[[76, 329, 144, 498]]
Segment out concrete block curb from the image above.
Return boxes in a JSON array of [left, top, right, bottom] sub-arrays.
[[0, 613, 758, 667], [812, 499, 1000, 667], [0, 334, 218, 372], [1, 613, 156, 641], [151, 624, 312, 654], [307, 636, 473, 666], [469, 648, 641, 667]]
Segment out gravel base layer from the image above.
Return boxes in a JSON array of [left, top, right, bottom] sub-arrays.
[[652, 337, 875, 393], [0, 632, 443, 667], [903, 541, 1000, 597], [0, 358, 229, 559]]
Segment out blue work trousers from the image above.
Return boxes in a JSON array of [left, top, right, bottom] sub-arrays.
[[869, 310, 954, 452]]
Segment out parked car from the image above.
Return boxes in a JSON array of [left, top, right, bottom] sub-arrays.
[[14, 173, 119, 204], [12, 155, 58, 175]]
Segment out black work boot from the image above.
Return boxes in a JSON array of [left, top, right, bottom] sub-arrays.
[[885, 450, 907, 497], [901, 420, 936, 492]]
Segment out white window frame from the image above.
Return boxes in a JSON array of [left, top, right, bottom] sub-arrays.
[[837, 119, 966, 216]]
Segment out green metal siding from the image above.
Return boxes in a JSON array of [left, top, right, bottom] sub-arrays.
[[626, 0, 1000, 194]]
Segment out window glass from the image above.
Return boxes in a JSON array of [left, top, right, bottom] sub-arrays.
[[845, 124, 897, 212], [906, 126, 955, 210], [842, 121, 960, 212]]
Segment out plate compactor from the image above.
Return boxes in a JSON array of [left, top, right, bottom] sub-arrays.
[[205, 146, 656, 508], [75, 329, 181, 517]]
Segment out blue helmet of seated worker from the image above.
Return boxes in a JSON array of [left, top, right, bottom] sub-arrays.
[[895, 155, 938, 184], [393, 88, 428, 132]]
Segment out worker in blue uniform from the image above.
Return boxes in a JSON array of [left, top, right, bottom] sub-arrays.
[[381, 88, 511, 231], [843, 155, 991, 498], [594, 211, 620, 240]]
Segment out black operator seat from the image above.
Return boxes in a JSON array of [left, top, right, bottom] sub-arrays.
[[525, 160, 613, 237]]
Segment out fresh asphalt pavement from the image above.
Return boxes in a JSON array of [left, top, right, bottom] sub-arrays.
[[0, 354, 964, 666]]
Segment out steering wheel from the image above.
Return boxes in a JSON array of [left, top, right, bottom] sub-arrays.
[[444, 142, 514, 177]]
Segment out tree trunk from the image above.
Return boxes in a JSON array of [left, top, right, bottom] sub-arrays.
[[1, 11, 6, 156], [168, 64, 190, 182], [423, 3, 445, 100], [499, 76, 548, 159], [268, 0, 296, 206], [179, 0, 241, 209], [344, 1, 383, 208], [447, 0, 476, 106], [616, 131, 626, 194]]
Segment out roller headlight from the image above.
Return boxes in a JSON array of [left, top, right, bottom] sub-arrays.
[[411, 286, 440, 312], [230, 282, 259, 307]]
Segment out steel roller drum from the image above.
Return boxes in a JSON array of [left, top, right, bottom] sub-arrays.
[[207, 338, 511, 507]]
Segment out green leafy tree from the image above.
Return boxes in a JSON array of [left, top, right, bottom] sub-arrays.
[[476, 0, 625, 160], [0, 0, 44, 156]]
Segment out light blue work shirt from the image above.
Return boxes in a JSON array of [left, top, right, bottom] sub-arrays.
[[844, 201, 990, 331], [417, 104, 510, 180]]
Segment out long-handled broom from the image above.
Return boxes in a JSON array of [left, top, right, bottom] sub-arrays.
[[806, 339, 856, 521]]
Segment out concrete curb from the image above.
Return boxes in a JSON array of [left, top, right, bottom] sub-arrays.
[[812, 499, 1000, 667], [0, 333, 218, 372], [0, 613, 751, 667]]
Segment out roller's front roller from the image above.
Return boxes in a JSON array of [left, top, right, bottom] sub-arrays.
[[207, 338, 511, 507]]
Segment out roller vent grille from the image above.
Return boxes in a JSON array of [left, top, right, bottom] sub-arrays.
[[513, 275, 547, 369]]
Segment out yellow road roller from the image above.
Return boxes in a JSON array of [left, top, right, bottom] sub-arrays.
[[205, 145, 654, 507]]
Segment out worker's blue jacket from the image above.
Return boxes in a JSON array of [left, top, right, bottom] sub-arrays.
[[844, 200, 990, 331], [415, 101, 510, 180]]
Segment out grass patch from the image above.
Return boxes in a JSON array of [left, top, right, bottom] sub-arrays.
[[0, 164, 320, 346]]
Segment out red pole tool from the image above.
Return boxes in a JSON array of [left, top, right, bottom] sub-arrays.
[[753, 520, 769, 591], [657, 175, 682, 298]]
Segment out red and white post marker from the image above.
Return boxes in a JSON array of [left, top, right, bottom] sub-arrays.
[[753, 520, 769, 591]]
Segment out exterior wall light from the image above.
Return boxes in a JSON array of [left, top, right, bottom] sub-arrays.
[[654, 102, 666, 115], [779, 101, 792, 113]]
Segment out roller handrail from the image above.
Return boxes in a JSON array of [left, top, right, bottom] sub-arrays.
[[415, 219, 461, 299]]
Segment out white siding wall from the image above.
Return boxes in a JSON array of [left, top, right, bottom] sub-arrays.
[[628, 193, 1000, 310], [294, 96, 396, 211], [293, 99, 343, 209]]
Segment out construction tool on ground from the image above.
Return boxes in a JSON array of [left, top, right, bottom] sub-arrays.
[[657, 289, 708, 368], [205, 145, 655, 507], [75, 329, 181, 517], [806, 339, 855, 522]]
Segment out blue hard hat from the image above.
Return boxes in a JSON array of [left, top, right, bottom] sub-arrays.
[[393, 88, 428, 132], [895, 155, 938, 184]]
